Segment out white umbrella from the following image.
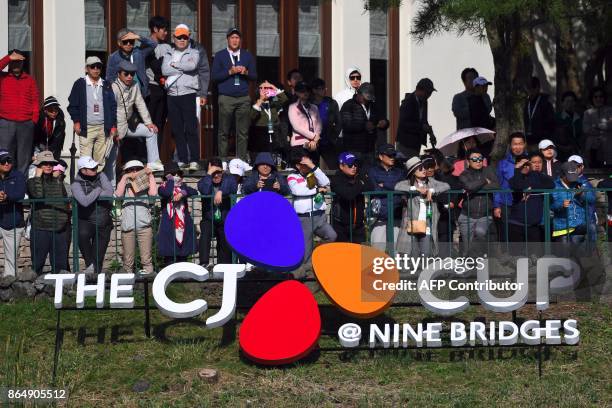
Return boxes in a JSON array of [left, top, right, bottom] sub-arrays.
[[437, 127, 495, 156]]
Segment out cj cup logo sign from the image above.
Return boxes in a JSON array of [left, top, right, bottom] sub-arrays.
[[45, 192, 581, 366]]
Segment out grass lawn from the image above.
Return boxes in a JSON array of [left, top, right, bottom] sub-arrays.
[[0, 281, 610, 407]]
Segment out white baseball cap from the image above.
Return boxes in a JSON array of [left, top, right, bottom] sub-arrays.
[[473, 76, 492, 86], [568, 155, 584, 165], [228, 158, 252, 177], [538, 139, 555, 150], [123, 160, 144, 170], [77, 156, 99, 170]]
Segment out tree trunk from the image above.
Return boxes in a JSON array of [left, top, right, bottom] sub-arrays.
[[485, 13, 534, 162], [555, 19, 581, 106]]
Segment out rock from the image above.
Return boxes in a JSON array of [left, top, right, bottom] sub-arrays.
[[197, 368, 219, 383], [34, 275, 48, 291], [132, 380, 150, 393], [12, 281, 36, 298], [0, 275, 16, 288], [34, 292, 49, 301], [17, 268, 38, 283], [0, 288, 13, 302]]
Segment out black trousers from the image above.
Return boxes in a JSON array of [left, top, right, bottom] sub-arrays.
[[78, 220, 112, 273], [508, 223, 543, 242], [199, 219, 232, 265], [167, 93, 199, 163], [334, 222, 366, 244], [147, 84, 168, 149], [31, 228, 68, 274]]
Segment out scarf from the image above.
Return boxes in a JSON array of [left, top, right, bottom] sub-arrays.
[[165, 178, 186, 246]]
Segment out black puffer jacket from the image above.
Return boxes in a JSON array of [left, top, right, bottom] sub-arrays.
[[459, 166, 499, 218], [340, 95, 388, 153], [331, 171, 373, 226]]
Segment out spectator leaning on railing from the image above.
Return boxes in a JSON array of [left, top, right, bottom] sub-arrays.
[[197, 158, 237, 268], [114, 160, 157, 276], [242, 152, 289, 195], [27, 151, 69, 274], [71, 156, 114, 274], [458, 149, 499, 253], [551, 161, 595, 244], [157, 162, 199, 264], [0, 149, 26, 277]]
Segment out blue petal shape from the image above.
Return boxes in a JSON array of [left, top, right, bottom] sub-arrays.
[[225, 191, 304, 271]]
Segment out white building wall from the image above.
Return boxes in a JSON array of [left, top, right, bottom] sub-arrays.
[[399, 1, 495, 145], [0, 0, 7, 57], [330, 0, 370, 97], [43, 0, 86, 157]]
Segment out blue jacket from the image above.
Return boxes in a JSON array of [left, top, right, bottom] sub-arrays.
[[211, 48, 256, 97], [578, 174, 597, 223], [494, 151, 526, 209], [242, 152, 290, 195], [366, 164, 407, 220], [197, 174, 238, 221], [67, 77, 117, 137], [157, 179, 199, 257], [0, 168, 26, 229], [106, 37, 156, 97], [551, 178, 595, 233]]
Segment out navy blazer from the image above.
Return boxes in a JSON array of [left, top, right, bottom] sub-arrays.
[[67, 77, 117, 137]]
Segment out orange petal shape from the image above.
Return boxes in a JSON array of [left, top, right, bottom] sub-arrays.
[[312, 243, 399, 318]]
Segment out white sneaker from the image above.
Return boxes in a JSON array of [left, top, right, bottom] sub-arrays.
[[189, 162, 200, 171], [178, 162, 188, 170], [147, 161, 164, 172]]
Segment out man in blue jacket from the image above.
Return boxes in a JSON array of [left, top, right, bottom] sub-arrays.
[[551, 161, 596, 244], [0, 149, 25, 277], [198, 157, 237, 267], [106, 28, 156, 97], [494, 132, 528, 242], [67, 56, 117, 173], [211, 28, 257, 161], [366, 144, 407, 252]]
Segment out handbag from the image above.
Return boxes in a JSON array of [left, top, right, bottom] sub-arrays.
[[406, 220, 427, 235]]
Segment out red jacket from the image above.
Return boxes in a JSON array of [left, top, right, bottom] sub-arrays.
[[0, 55, 39, 122]]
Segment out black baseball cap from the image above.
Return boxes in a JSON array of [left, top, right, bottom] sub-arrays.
[[226, 27, 242, 37], [416, 78, 437, 92], [377, 144, 397, 157]]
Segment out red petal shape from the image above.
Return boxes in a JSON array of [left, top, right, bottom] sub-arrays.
[[239, 281, 321, 365]]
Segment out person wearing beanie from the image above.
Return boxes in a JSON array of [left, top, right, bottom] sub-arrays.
[[33, 96, 66, 162], [211, 27, 257, 161], [0, 50, 40, 175], [395, 155, 450, 257], [242, 152, 289, 195]]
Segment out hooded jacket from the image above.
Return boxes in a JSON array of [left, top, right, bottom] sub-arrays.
[[0, 168, 26, 229], [459, 165, 500, 218], [112, 78, 153, 139], [242, 152, 290, 195], [34, 108, 66, 160], [508, 168, 555, 226], [334, 66, 361, 109], [551, 177, 595, 234], [160, 44, 200, 96]]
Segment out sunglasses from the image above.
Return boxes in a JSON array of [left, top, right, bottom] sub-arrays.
[[121, 39, 136, 45], [121, 71, 136, 77], [0, 158, 12, 165], [343, 163, 357, 168], [349, 75, 361, 81], [414, 165, 425, 172], [40, 161, 56, 166], [88, 63, 103, 70], [125, 167, 143, 173], [176, 35, 189, 41], [469, 157, 484, 162]]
